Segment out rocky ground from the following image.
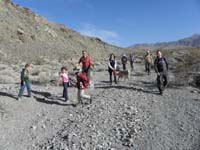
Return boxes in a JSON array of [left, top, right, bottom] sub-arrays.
[[0, 63, 200, 150]]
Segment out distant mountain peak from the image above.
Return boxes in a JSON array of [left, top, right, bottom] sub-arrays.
[[128, 34, 200, 49]]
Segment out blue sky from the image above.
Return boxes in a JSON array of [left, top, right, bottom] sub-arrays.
[[12, 0, 200, 47]]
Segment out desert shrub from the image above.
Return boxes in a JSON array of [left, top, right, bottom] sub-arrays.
[[33, 57, 47, 65], [173, 48, 200, 87]]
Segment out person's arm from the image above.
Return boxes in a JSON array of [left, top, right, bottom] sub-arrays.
[[164, 58, 168, 71], [20, 69, 25, 85], [154, 58, 159, 73], [78, 57, 82, 64]]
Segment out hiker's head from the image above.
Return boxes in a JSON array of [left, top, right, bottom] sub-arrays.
[[61, 67, 67, 73], [24, 64, 29, 69], [147, 51, 150, 54], [157, 50, 162, 58], [109, 53, 115, 60], [82, 50, 87, 57]]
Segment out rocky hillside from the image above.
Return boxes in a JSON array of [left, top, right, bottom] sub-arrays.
[[128, 34, 200, 50], [0, 0, 124, 64]]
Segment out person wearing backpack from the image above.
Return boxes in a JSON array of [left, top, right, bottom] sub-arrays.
[[154, 50, 168, 95], [108, 53, 117, 85], [58, 67, 69, 102], [75, 68, 91, 104], [18, 64, 32, 100]]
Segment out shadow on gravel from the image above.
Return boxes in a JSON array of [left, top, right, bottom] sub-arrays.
[[32, 90, 52, 98], [95, 85, 160, 95], [34, 96, 77, 107], [0, 92, 17, 100]]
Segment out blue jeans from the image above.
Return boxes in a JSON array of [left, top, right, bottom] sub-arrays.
[[18, 81, 32, 97], [63, 82, 68, 101]]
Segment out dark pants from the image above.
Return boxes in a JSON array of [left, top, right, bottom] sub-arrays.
[[83, 66, 90, 80], [145, 62, 151, 75], [157, 73, 168, 94], [130, 61, 134, 71], [122, 64, 126, 70], [63, 82, 68, 101], [109, 70, 117, 84]]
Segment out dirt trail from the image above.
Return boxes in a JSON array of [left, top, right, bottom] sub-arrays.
[[0, 63, 200, 150]]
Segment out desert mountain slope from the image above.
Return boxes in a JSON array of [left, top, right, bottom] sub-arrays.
[[0, 0, 124, 64]]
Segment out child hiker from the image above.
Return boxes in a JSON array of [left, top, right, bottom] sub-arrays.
[[18, 64, 32, 100], [59, 67, 69, 102], [75, 67, 91, 104]]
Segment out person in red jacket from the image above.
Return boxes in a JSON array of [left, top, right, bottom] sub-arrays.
[[78, 50, 92, 80], [76, 68, 91, 104]]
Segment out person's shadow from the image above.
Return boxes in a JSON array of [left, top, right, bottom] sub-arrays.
[[34, 96, 77, 107], [0, 92, 17, 100], [32, 90, 52, 98], [32, 90, 78, 107]]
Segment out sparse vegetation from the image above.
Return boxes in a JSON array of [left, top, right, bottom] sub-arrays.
[[172, 48, 200, 87]]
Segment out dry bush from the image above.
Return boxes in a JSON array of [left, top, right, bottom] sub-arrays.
[[0, 68, 17, 83], [173, 48, 200, 87]]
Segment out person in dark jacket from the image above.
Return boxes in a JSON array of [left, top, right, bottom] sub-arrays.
[[130, 54, 135, 71], [18, 64, 32, 100], [121, 54, 128, 70], [108, 53, 117, 85], [154, 50, 168, 95]]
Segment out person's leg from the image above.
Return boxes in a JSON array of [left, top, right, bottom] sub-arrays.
[[26, 82, 32, 97], [63, 82, 68, 101], [130, 62, 133, 71], [145, 62, 148, 73], [157, 74, 163, 95], [81, 89, 91, 99], [77, 89, 82, 104], [147, 63, 150, 75], [18, 83, 25, 97], [109, 70, 112, 85], [86, 67, 90, 80], [163, 74, 168, 88], [114, 74, 117, 84]]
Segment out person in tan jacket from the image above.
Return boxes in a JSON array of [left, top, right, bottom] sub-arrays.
[[145, 51, 153, 75]]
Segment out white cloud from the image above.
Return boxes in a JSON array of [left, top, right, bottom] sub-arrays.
[[79, 24, 121, 45]]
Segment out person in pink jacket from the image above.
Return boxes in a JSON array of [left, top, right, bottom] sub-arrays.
[[59, 67, 69, 101]]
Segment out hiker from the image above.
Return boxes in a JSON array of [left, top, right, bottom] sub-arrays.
[[18, 64, 32, 100], [145, 51, 153, 75], [78, 50, 92, 80], [108, 53, 117, 85], [121, 54, 128, 70], [154, 50, 168, 95], [75, 67, 91, 104], [130, 54, 135, 71], [59, 67, 69, 101]]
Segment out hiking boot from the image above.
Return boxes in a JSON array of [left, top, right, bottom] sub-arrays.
[[28, 95, 32, 98]]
